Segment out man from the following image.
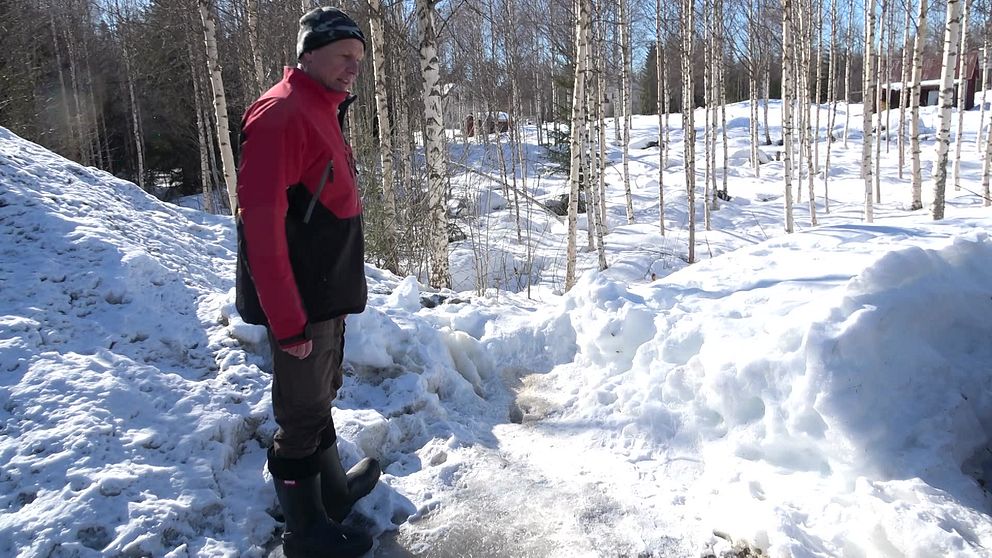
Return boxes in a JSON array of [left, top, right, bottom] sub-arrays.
[[235, 7, 379, 557]]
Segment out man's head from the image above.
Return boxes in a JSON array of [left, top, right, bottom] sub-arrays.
[[296, 7, 366, 92]]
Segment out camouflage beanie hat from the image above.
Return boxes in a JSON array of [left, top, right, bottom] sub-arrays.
[[296, 7, 366, 59]]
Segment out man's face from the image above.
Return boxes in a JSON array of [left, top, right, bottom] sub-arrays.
[[300, 38, 365, 92]]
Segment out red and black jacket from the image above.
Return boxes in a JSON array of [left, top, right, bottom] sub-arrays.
[[235, 67, 367, 349]]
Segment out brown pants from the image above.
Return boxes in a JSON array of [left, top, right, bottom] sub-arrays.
[[269, 318, 345, 459]]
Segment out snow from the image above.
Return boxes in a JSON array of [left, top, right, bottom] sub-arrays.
[[1, 93, 991, 558]]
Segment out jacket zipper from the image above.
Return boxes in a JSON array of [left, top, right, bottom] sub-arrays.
[[303, 159, 333, 224]]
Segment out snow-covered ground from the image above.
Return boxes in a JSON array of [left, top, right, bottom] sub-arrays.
[[1, 95, 990, 558]]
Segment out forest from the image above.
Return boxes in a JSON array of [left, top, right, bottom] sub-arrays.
[[1, 0, 989, 289]]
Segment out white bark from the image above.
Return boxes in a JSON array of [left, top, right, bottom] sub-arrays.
[[369, 0, 399, 273], [982, 94, 992, 205], [823, 0, 839, 213], [910, 0, 928, 210], [750, 0, 760, 177], [977, 39, 990, 152], [682, 0, 697, 262], [620, 0, 634, 224], [657, 0, 667, 233], [186, 36, 213, 213], [874, 0, 886, 204], [416, 0, 450, 287], [862, 0, 876, 222], [596, 7, 609, 237], [566, 0, 591, 291], [951, 0, 970, 191], [782, 0, 796, 233], [898, 2, 912, 177], [117, 3, 145, 191], [199, 0, 238, 215], [246, 0, 265, 97], [593, 4, 608, 268], [933, 0, 963, 220], [843, 0, 855, 146]]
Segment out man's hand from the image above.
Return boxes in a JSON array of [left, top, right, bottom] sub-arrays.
[[285, 340, 313, 360]]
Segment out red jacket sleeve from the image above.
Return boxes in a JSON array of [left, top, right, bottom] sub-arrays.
[[237, 100, 309, 347]]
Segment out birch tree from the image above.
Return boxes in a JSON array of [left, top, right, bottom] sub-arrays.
[[873, 0, 887, 204], [782, 0, 796, 233], [111, 0, 145, 191], [620, 0, 634, 224], [951, 0, 971, 191], [910, 0, 928, 210], [246, 0, 266, 98], [982, 98, 992, 204], [898, 1, 912, 177], [749, 0, 761, 178], [416, 0, 450, 287], [977, 36, 990, 152], [566, 0, 591, 291], [844, 0, 856, 146], [368, 0, 399, 273], [863, 0, 877, 222], [823, 0, 840, 213], [657, 0, 667, 234], [933, 0, 964, 220], [682, 0, 697, 262], [198, 0, 238, 215]]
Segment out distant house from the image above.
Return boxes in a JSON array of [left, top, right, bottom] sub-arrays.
[[879, 51, 981, 110], [464, 112, 512, 137]]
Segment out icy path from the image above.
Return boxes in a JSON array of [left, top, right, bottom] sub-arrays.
[[374, 373, 696, 558]]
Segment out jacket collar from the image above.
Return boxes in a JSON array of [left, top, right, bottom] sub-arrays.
[[284, 66, 350, 107]]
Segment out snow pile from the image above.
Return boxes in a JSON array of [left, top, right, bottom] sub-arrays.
[[531, 221, 992, 556], [0, 129, 498, 556]]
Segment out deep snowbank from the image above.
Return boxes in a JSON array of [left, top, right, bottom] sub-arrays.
[[529, 220, 992, 556]]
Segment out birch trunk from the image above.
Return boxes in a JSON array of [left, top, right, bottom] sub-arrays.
[[64, 19, 89, 165], [763, 54, 772, 145], [620, 0, 634, 224], [368, 0, 399, 273], [591, 5, 607, 270], [813, 0, 824, 174], [977, 38, 990, 152], [843, 0, 855, 146], [199, 0, 238, 215], [898, 3, 912, 177], [750, 0, 760, 177], [49, 9, 75, 159], [703, 0, 713, 229], [863, 0, 877, 222], [823, 0, 839, 213], [719, 6, 728, 198], [416, 0, 450, 287], [982, 98, 992, 205], [186, 36, 213, 213], [246, 0, 266, 97], [951, 0, 970, 191], [874, 0, 886, 203], [683, 0, 697, 262], [657, 0, 667, 233], [933, 0, 963, 220], [119, 19, 145, 190], [566, 0, 591, 291], [782, 0, 796, 233], [597, 7, 609, 236], [910, 0, 928, 210]]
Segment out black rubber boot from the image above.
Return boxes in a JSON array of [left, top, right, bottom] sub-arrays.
[[318, 443, 381, 523], [270, 451, 373, 558]]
